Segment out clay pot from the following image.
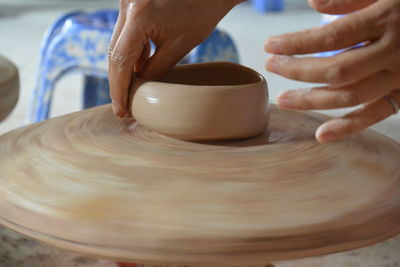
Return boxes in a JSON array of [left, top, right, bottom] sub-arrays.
[[130, 62, 268, 141], [0, 55, 19, 121]]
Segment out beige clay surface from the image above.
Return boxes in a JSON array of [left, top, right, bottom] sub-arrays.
[[0, 104, 400, 265]]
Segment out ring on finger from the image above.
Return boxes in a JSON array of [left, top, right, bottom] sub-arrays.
[[384, 92, 400, 115]]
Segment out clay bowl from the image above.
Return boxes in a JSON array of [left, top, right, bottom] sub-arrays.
[[0, 55, 19, 121], [131, 62, 268, 141]]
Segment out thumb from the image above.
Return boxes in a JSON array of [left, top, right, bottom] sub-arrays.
[[138, 42, 191, 81], [308, 0, 376, 14]]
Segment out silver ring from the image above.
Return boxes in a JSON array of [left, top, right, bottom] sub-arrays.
[[384, 94, 399, 114]]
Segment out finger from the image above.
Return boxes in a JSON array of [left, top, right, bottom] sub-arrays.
[[277, 71, 400, 110], [308, 0, 376, 15], [134, 41, 151, 73], [109, 4, 146, 117], [266, 41, 392, 85], [315, 89, 400, 143], [264, 3, 384, 55], [139, 41, 191, 80], [109, 0, 129, 54], [108, 0, 133, 117]]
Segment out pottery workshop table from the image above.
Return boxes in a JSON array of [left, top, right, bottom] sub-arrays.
[[0, 55, 19, 121], [1, 63, 400, 267]]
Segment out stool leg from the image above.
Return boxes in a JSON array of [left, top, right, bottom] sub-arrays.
[[83, 76, 111, 109], [251, 0, 284, 12], [29, 76, 56, 123]]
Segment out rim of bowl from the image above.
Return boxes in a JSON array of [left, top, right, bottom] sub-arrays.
[[135, 62, 266, 90]]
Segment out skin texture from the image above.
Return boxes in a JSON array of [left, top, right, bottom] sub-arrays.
[[108, 0, 244, 118], [265, 0, 400, 143]]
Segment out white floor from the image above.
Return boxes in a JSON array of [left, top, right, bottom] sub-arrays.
[[0, 1, 400, 266]]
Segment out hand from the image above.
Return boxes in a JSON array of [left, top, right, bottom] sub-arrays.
[[264, 0, 400, 143], [108, 0, 242, 117]]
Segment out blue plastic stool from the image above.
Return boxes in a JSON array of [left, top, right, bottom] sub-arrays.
[[28, 10, 239, 123], [251, 0, 284, 12]]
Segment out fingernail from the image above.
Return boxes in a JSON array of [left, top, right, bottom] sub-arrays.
[[266, 55, 280, 73], [317, 130, 337, 143], [265, 39, 282, 54], [112, 100, 124, 117], [278, 90, 296, 98], [267, 55, 291, 74], [277, 97, 293, 109], [277, 91, 295, 109], [277, 55, 291, 63], [112, 102, 118, 114]]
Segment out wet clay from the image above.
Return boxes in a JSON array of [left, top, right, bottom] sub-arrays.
[[1, 103, 400, 265], [131, 62, 269, 141], [0, 55, 19, 121]]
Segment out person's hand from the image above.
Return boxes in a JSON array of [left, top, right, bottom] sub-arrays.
[[108, 0, 242, 117], [264, 0, 400, 143]]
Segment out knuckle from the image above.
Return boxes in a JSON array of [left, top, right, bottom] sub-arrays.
[[323, 28, 345, 50], [375, 108, 389, 122], [288, 31, 308, 53], [108, 48, 122, 62], [387, 5, 400, 28], [339, 90, 361, 107], [381, 30, 399, 51], [381, 7, 400, 48], [108, 49, 131, 70], [301, 89, 317, 109], [129, 0, 152, 16], [107, 45, 114, 57], [286, 68, 301, 81], [280, 57, 303, 80], [117, 58, 132, 71], [325, 64, 349, 84], [392, 89, 400, 98]]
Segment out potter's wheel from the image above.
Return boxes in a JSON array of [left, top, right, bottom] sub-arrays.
[[1, 104, 400, 264]]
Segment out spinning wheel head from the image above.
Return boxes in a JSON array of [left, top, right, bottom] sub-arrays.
[[131, 62, 269, 141]]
